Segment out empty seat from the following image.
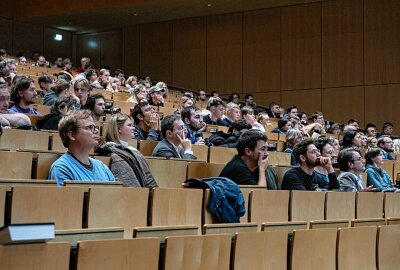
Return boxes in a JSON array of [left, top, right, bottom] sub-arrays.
[[248, 190, 290, 223], [186, 162, 225, 179], [208, 146, 236, 164], [384, 192, 400, 218], [0, 242, 70, 270], [356, 192, 384, 218], [11, 186, 85, 229], [0, 151, 33, 179], [138, 140, 158, 156], [36, 152, 60, 179], [291, 228, 337, 270], [150, 188, 202, 229], [337, 226, 377, 270], [163, 234, 231, 270], [268, 152, 291, 166], [146, 159, 188, 187], [232, 230, 288, 270], [377, 224, 400, 270], [87, 187, 149, 238], [325, 191, 356, 220], [191, 144, 209, 162], [76, 238, 160, 270], [0, 129, 50, 151], [290, 191, 325, 222]]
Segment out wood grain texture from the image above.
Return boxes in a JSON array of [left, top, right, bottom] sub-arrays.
[[281, 89, 321, 115]]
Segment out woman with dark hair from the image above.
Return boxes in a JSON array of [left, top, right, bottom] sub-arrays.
[[342, 130, 363, 149], [271, 117, 292, 134], [96, 113, 158, 188], [365, 148, 397, 191], [36, 96, 75, 130]]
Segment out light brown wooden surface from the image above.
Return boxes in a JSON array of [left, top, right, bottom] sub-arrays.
[[139, 140, 158, 156], [268, 151, 291, 166], [356, 192, 384, 219], [249, 190, 290, 223], [208, 146, 236, 164], [76, 238, 160, 270], [309, 219, 350, 229], [350, 218, 386, 227], [0, 129, 49, 151], [291, 228, 337, 270], [337, 226, 377, 270], [133, 225, 199, 242], [0, 151, 33, 179], [36, 152, 60, 179], [384, 192, 400, 218], [233, 230, 287, 270], [87, 187, 149, 238], [53, 227, 124, 247], [191, 144, 208, 162], [146, 158, 188, 187], [11, 186, 85, 229], [386, 217, 400, 225], [203, 223, 258, 235], [164, 234, 231, 270], [377, 224, 400, 270], [0, 185, 5, 227], [262, 221, 308, 234], [0, 179, 56, 191], [325, 191, 356, 220], [290, 191, 325, 222], [186, 162, 224, 179], [0, 242, 70, 270], [51, 133, 67, 152], [151, 188, 202, 229]]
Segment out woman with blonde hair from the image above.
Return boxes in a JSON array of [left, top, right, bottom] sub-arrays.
[[127, 84, 148, 104], [74, 78, 91, 108], [96, 113, 158, 188]]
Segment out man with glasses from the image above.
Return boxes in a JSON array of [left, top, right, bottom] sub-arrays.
[[132, 100, 162, 141], [49, 110, 115, 186], [282, 138, 340, 191], [377, 135, 395, 160], [147, 86, 164, 107], [0, 84, 31, 127], [152, 114, 197, 159], [337, 148, 374, 192]]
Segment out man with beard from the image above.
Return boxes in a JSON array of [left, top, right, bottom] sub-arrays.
[[85, 94, 105, 122], [181, 105, 206, 145], [132, 100, 162, 141], [377, 135, 395, 160], [9, 75, 39, 114], [281, 138, 340, 191]]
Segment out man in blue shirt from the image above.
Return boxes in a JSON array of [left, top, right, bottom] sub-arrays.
[[49, 110, 115, 186]]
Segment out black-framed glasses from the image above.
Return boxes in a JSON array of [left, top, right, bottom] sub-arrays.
[[79, 124, 99, 132], [352, 156, 363, 162]]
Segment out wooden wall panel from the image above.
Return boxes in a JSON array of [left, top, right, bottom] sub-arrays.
[[365, 84, 400, 130], [252, 92, 281, 108], [140, 22, 173, 83], [281, 3, 321, 90], [0, 18, 12, 53], [322, 0, 363, 88], [12, 21, 44, 58], [100, 30, 122, 71], [364, 0, 400, 84], [0, 0, 12, 19], [76, 34, 101, 68], [206, 13, 242, 96], [123, 26, 140, 76], [322, 86, 365, 126], [43, 28, 72, 63], [281, 89, 321, 115], [172, 17, 206, 91], [243, 8, 280, 93]]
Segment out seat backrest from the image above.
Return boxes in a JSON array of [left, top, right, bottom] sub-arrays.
[[325, 191, 356, 220], [191, 144, 209, 162], [291, 228, 337, 270], [377, 224, 400, 270], [36, 152, 60, 179], [248, 190, 290, 223], [150, 188, 202, 229], [261, 221, 308, 234], [203, 222, 258, 235], [111, 100, 135, 115], [0, 151, 33, 179], [290, 191, 325, 222], [309, 219, 350, 229], [0, 129, 50, 151], [268, 152, 291, 166], [0, 185, 5, 227], [381, 160, 395, 180], [233, 230, 288, 270], [384, 192, 400, 218], [208, 146, 236, 164], [337, 226, 377, 270], [163, 234, 231, 270], [146, 159, 188, 187], [274, 165, 296, 189], [186, 162, 225, 179], [350, 218, 386, 227], [87, 187, 149, 238], [356, 192, 384, 218], [133, 225, 199, 242], [76, 238, 160, 270], [51, 133, 67, 152], [139, 140, 159, 156], [11, 186, 85, 229], [0, 242, 70, 270]]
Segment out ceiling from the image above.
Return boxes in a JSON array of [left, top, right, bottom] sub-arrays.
[[15, 0, 325, 33]]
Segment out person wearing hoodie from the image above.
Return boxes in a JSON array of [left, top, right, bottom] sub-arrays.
[[365, 147, 398, 192], [36, 96, 75, 130]]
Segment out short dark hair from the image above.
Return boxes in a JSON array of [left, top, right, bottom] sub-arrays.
[[229, 93, 240, 102], [131, 100, 150, 125], [342, 130, 359, 148], [278, 118, 290, 131], [85, 93, 104, 111], [38, 74, 53, 89], [241, 106, 254, 117], [244, 94, 253, 101], [365, 147, 381, 165], [383, 122, 394, 130], [377, 135, 392, 148], [286, 105, 297, 114], [161, 114, 181, 138], [181, 105, 199, 123], [269, 102, 278, 109], [228, 119, 252, 133], [314, 137, 332, 153], [348, 118, 359, 125], [338, 147, 360, 171], [51, 96, 76, 114], [311, 112, 323, 121], [114, 69, 125, 77], [236, 129, 267, 156], [10, 75, 33, 104], [85, 69, 98, 80], [293, 138, 315, 164]]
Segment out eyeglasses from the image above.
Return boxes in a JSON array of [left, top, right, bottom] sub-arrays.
[[308, 149, 320, 154], [79, 124, 99, 132], [174, 125, 186, 132], [0, 97, 10, 103], [352, 156, 363, 161]]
